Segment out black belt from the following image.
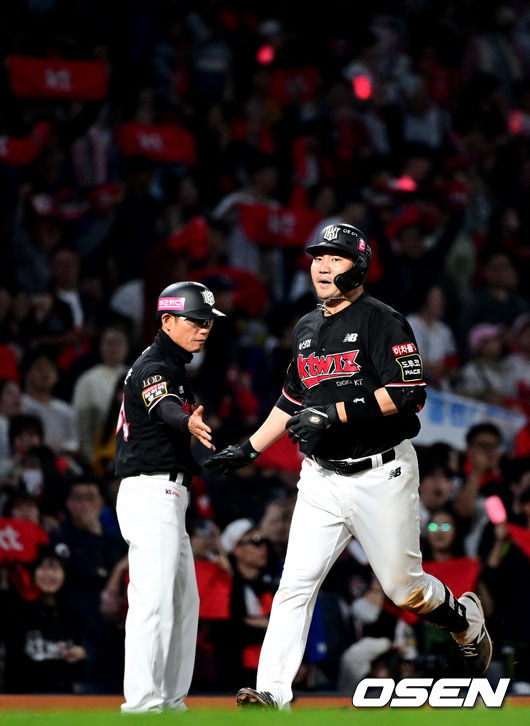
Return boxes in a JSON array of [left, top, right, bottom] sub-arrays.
[[312, 448, 395, 476], [139, 470, 192, 488]]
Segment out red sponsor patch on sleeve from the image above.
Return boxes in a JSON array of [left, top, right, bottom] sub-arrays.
[[392, 342, 417, 356]]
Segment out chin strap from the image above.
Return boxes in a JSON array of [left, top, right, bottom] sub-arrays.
[[317, 296, 351, 313]]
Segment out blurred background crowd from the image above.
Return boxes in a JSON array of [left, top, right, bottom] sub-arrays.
[[1, 0, 530, 697]]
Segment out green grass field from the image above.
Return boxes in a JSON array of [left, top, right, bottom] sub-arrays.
[[1, 706, 529, 726]]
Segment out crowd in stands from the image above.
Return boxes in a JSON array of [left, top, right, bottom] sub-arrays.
[[1, 0, 530, 696]]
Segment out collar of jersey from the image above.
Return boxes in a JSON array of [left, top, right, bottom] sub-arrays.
[[154, 329, 193, 364]]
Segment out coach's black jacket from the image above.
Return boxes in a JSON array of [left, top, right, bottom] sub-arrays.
[[115, 330, 200, 477]]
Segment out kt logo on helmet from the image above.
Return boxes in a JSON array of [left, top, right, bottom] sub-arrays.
[[297, 350, 360, 388], [322, 225, 340, 241]]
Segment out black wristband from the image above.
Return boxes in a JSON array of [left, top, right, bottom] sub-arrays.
[[343, 391, 382, 421], [240, 439, 260, 459]]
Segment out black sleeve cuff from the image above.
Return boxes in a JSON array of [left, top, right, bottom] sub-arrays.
[[151, 395, 190, 433], [275, 394, 300, 417]]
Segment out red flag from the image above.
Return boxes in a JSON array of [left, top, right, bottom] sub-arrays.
[[0, 518, 49, 564], [117, 122, 196, 165], [507, 524, 530, 559], [423, 557, 480, 598], [255, 435, 304, 473], [9, 55, 109, 100], [0, 345, 20, 382], [239, 202, 322, 248], [195, 560, 232, 619], [0, 121, 52, 166], [194, 265, 269, 317], [165, 216, 209, 259]]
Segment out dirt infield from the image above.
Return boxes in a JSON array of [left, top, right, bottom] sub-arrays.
[[0, 694, 529, 712], [0, 694, 351, 711]]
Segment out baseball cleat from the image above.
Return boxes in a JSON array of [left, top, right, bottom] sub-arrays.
[[456, 592, 492, 676], [236, 688, 277, 708]]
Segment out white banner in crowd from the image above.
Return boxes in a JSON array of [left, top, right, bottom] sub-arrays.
[[416, 389, 527, 451]]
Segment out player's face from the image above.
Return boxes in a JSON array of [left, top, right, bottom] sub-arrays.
[[310, 253, 355, 299], [163, 313, 213, 353]]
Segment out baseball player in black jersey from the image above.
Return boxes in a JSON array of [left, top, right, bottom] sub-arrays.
[[206, 223, 492, 709], [115, 281, 224, 713]]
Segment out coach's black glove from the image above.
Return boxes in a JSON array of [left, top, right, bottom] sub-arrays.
[[286, 405, 340, 455], [204, 441, 259, 477]]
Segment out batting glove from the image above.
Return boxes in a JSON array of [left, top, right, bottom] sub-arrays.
[[286, 405, 340, 455], [204, 441, 259, 477]]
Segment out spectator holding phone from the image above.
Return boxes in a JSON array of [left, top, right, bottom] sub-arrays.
[[479, 491, 530, 687]]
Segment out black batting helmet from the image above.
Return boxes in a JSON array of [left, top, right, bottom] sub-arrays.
[[156, 281, 226, 321], [306, 223, 372, 291]]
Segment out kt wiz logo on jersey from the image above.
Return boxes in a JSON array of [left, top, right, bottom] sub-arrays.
[[297, 350, 360, 388]]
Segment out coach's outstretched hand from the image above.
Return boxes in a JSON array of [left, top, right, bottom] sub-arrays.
[[204, 443, 258, 477]]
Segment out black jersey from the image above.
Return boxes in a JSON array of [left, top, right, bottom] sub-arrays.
[[115, 330, 200, 477], [276, 294, 426, 459]]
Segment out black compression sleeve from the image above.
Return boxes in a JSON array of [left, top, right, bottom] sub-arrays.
[[151, 396, 190, 434], [343, 392, 383, 420]]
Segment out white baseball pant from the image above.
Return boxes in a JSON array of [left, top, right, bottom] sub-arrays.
[[116, 473, 199, 712], [256, 438, 448, 708]]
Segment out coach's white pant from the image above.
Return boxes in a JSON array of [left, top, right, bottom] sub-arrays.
[[116, 474, 199, 713], [256, 439, 447, 708]]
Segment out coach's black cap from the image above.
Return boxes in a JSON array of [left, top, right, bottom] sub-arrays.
[[156, 281, 226, 321]]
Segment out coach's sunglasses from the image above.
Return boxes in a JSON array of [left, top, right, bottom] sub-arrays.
[[427, 522, 453, 532], [181, 316, 214, 329]]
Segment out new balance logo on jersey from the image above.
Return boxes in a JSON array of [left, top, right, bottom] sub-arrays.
[[389, 468, 401, 479], [343, 333, 358, 343], [297, 350, 360, 388]]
